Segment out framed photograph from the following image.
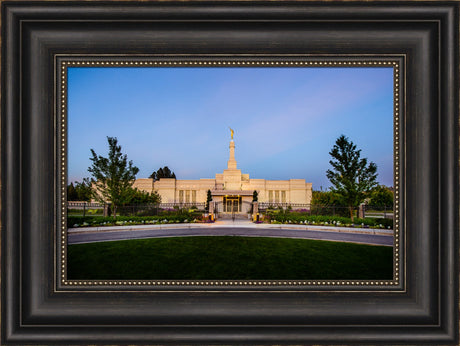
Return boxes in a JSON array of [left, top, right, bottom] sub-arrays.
[[2, 1, 458, 345], [65, 59, 396, 283]]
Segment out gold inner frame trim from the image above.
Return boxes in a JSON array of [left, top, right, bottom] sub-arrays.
[[58, 57, 401, 290]]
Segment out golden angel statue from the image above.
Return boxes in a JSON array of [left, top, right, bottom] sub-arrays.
[[229, 127, 234, 140]]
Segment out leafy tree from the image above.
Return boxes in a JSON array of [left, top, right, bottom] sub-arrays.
[[252, 190, 258, 202], [326, 135, 378, 220], [205, 189, 213, 212], [311, 189, 348, 217], [369, 185, 393, 209], [127, 188, 161, 205], [88, 137, 139, 217], [149, 166, 176, 181], [311, 189, 341, 206]]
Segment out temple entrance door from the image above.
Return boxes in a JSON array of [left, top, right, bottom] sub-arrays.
[[226, 199, 233, 212], [223, 196, 241, 213], [232, 200, 239, 213]]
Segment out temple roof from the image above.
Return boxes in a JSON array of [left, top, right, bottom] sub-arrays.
[[211, 190, 253, 196]]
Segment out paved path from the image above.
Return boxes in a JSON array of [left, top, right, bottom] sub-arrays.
[[68, 220, 393, 247]]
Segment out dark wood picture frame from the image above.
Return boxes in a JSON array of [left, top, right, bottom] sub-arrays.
[[2, 1, 458, 345]]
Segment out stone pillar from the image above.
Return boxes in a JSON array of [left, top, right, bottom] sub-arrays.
[[358, 203, 365, 219], [252, 201, 258, 221], [209, 201, 214, 215], [227, 140, 237, 169]]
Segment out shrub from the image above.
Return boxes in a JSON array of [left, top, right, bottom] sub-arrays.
[[67, 211, 201, 228], [268, 212, 393, 229]]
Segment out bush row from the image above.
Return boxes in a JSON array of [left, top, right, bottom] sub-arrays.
[[68, 212, 393, 229], [68, 212, 203, 228], [268, 212, 393, 229]]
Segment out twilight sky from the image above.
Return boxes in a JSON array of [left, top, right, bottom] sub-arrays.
[[68, 66, 394, 190]]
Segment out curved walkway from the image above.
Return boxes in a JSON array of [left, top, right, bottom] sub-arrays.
[[68, 220, 394, 246]]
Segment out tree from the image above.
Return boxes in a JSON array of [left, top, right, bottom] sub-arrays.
[[67, 179, 92, 201], [311, 189, 341, 206], [74, 178, 93, 201], [67, 182, 78, 201], [252, 190, 258, 202], [149, 166, 176, 181], [126, 188, 161, 205], [205, 189, 213, 212], [326, 135, 378, 220], [369, 185, 393, 209], [88, 137, 139, 217], [311, 189, 348, 217]]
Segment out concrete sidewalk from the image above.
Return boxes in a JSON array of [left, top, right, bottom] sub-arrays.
[[68, 219, 393, 236]]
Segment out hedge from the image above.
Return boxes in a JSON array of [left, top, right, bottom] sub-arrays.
[[67, 211, 203, 228], [269, 212, 393, 229]]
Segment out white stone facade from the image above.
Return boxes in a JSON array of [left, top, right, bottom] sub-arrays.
[[132, 138, 312, 212]]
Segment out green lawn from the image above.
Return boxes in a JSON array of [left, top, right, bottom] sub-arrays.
[[67, 236, 393, 280]]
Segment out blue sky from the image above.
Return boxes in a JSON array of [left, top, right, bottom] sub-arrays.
[[68, 67, 394, 190]]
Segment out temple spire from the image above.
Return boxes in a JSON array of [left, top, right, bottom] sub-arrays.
[[227, 128, 237, 169]]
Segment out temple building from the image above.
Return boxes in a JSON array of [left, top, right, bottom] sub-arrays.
[[132, 130, 312, 214]]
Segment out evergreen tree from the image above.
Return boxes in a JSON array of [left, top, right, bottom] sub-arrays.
[[205, 189, 213, 212], [88, 137, 139, 217], [326, 135, 378, 220], [252, 190, 258, 202], [149, 166, 176, 181], [74, 178, 93, 201], [67, 182, 78, 201]]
